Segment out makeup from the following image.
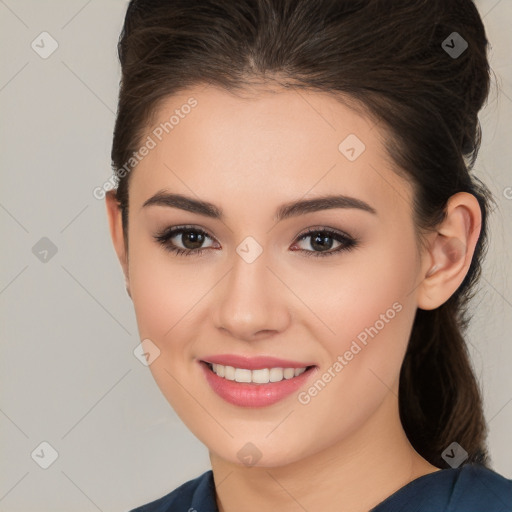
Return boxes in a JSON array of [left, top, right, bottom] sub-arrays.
[[198, 357, 318, 407]]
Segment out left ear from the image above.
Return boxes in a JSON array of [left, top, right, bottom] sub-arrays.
[[417, 192, 482, 310]]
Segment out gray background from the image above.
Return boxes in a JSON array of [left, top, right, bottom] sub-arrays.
[[0, 1, 511, 510]]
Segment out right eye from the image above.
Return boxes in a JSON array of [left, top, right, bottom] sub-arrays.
[[154, 225, 218, 256]]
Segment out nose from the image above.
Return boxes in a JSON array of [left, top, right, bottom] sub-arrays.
[[212, 250, 291, 342]]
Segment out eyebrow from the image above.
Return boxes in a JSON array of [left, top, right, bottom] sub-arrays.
[[142, 190, 377, 222]]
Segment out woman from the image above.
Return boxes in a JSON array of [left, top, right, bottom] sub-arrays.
[[105, 0, 512, 510]]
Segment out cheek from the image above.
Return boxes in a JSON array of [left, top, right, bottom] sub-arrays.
[[126, 244, 204, 415], [296, 227, 419, 383], [127, 239, 194, 341], [297, 236, 416, 339], [287, 254, 418, 458]]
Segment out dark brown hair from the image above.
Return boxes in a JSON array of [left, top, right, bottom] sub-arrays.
[[111, 0, 496, 468]]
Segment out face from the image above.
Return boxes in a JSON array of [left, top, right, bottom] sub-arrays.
[[114, 84, 428, 467]]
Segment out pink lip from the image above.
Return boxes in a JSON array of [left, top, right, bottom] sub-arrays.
[[200, 354, 315, 370], [198, 359, 318, 408]]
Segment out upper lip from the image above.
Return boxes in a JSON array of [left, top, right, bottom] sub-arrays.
[[200, 354, 316, 370]]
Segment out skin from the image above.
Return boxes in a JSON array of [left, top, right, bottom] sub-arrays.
[[106, 84, 481, 512]]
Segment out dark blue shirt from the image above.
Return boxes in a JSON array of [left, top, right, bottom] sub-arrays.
[[129, 463, 512, 511]]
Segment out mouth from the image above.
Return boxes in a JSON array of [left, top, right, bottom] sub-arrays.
[[201, 360, 316, 384], [198, 359, 318, 408]]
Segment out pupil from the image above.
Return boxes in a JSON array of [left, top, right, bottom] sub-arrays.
[[311, 233, 333, 251], [180, 231, 334, 251], [183, 230, 205, 249]]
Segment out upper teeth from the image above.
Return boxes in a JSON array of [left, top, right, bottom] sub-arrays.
[[211, 363, 307, 384]]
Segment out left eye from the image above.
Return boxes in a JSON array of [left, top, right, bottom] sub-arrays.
[[291, 228, 357, 257], [154, 226, 358, 258]]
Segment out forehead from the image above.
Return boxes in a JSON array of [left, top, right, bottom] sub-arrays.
[[129, 84, 414, 220]]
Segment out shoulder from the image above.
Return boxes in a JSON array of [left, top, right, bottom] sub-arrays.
[[448, 463, 512, 511], [372, 463, 512, 512], [128, 470, 217, 512]]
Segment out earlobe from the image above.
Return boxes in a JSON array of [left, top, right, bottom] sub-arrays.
[[105, 190, 129, 285], [417, 192, 482, 311]]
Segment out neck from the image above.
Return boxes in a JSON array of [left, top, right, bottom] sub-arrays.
[[209, 388, 440, 512]]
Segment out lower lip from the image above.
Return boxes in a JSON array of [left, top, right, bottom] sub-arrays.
[[199, 361, 317, 408]]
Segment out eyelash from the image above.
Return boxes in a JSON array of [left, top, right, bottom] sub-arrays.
[[154, 225, 358, 258]]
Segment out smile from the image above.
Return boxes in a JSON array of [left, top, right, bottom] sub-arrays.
[[206, 362, 309, 384], [199, 360, 318, 407]]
